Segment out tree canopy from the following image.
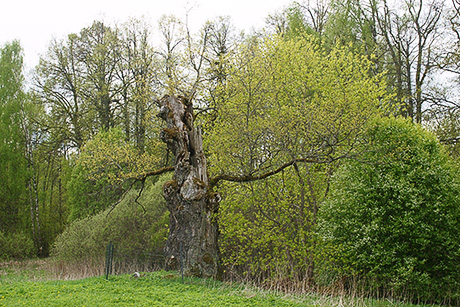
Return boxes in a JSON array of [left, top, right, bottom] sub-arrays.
[[0, 41, 28, 233], [206, 35, 389, 185]]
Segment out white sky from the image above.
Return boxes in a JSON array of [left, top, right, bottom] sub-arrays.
[[1, 0, 294, 72]]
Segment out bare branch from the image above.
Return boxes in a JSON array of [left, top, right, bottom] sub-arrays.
[[135, 166, 175, 180]]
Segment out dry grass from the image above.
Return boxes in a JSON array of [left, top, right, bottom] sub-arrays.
[[41, 256, 164, 280], [0, 257, 160, 281], [0, 259, 50, 281], [220, 269, 445, 307], [43, 258, 105, 280]]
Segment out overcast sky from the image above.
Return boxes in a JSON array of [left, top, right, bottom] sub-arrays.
[[1, 0, 294, 71]]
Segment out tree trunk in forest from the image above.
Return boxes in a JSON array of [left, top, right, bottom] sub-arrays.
[[157, 95, 221, 278]]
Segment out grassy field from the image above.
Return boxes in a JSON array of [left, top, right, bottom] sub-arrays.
[[0, 260, 441, 307]]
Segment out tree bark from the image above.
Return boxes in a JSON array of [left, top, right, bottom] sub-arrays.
[[157, 95, 221, 278]]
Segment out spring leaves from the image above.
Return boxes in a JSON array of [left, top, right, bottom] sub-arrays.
[[206, 36, 388, 179]]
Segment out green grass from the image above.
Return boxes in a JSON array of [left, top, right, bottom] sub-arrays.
[[0, 272, 307, 307], [0, 261, 443, 307]]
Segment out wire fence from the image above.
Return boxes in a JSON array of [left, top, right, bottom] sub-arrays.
[[104, 242, 173, 280]]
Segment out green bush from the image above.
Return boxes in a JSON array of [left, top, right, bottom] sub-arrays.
[[219, 164, 329, 283], [317, 116, 460, 304], [67, 128, 146, 222], [51, 174, 170, 267], [67, 164, 126, 222], [0, 230, 35, 260]]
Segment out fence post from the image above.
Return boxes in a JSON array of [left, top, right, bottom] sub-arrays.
[[180, 242, 184, 283]]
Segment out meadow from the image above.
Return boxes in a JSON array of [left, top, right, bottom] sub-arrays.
[[0, 260, 441, 307]]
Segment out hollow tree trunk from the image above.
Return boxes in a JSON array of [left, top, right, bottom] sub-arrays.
[[157, 95, 220, 278]]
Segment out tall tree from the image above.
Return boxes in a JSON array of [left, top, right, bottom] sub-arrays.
[[265, 1, 329, 38], [33, 19, 169, 228], [78, 21, 122, 131], [118, 18, 158, 152], [34, 35, 90, 150], [293, 0, 446, 123], [0, 41, 28, 233], [371, 0, 444, 123], [196, 16, 235, 125], [157, 15, 186, 95], [324, 0, 379, 56], [425, 0, 460, 154]]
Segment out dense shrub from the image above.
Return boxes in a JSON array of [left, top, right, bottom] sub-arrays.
[[219, 164, 329, 285], [67, 127, 163, 222], [0, 230, 35, 260], [52, 174, 170, 268], [66, 164, 125, 222], [317, 117, 460, 304]]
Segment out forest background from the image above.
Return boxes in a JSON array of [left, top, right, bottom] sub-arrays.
[[2, 0, 460, 304]]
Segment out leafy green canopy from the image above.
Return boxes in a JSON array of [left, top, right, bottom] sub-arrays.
[[206, 35, 390, 180], [219, 164, 329, 280], [0, 230, 35, 260], [318, 116, 460, 303], [0, 41, 28, 233]]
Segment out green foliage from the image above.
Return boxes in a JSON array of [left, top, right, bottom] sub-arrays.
[[29, 153, 72, 257], [67, 163, 124, 222], [0, 41, 28, 233], [426, 108, 460, 159], [0, 231, 35, 261], [284, 4, 317, 39], [67, 127, 165, 221], [35, 19, 164, 152], [79, 127, 164, 182], [317, 116, 460, 303], [324, 0, 377, 53], [206, 34, 389, 179], [29, 18, 168, 257], [0, 41, 68, 258], [52, 174, 170, 264], [212, 32, 390, 285], [219, 165, 329, 281]]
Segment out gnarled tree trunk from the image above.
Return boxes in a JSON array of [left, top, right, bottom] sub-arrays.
[[157, 95, 220, 278]]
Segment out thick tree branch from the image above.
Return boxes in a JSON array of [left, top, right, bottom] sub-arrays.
[[209, 157, 328, 188]]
